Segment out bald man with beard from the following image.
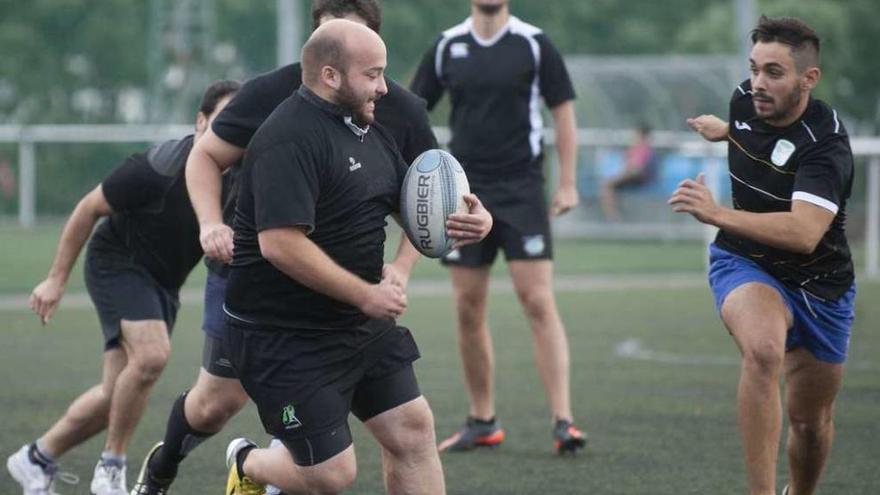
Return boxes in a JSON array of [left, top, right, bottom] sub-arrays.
[[222, 20, 485, 495]]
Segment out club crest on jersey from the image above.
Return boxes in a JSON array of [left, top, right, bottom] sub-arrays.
[[450, 42, 469, 59], [348, 156, 362, 172], [771, 139, 796, 167]]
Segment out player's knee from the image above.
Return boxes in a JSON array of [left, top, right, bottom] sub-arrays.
[[789, 409, 833, 441], [198, 394, 246, 430], [304, 461, 357, 495], [515, 287, 554, 322], [130, 346, 170, 382], [741, 344, 784, 376], [455, 296, 486, 329], [383, 407, 437, 458]]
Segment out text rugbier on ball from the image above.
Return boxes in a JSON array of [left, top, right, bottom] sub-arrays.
[[400, 149, 470, 258]]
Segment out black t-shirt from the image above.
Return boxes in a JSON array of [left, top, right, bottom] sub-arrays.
[[410, 15, 575, 180], [90, 136, 220, 292], [716, 80, 855, 300], [224, 86, 408, 331], [205, 62, 437, 276], [212, 62, 436, 164]]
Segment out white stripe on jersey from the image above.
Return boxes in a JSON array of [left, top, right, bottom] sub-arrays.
[[435, 19, 471, 79], [729, 171, 792, 202], [832, 109, 840, 134], [509, 17, 545, 159], [800, 121, 818, 142], [792, 191, 839, 214]]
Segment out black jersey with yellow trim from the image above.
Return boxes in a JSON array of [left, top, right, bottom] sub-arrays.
[[716, 79, 854, 300]]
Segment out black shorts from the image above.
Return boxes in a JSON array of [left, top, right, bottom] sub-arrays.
[[224, 319, 421, 466], [84, 249, 178, 350], [443, 174, 553, 267], [202, 334, 236, 378]]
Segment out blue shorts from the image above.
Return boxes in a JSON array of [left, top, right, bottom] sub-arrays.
[[202, 270, 228, 339], [708, 244, 855, 364]]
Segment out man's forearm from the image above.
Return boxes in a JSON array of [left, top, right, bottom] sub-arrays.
[[392, 228, 421, 272], [712, 208, 821, 254], [552, 102, 578, 188], [47, 201, 102, 283], [260, 229, 372, 308], [185, 149, 225, 226]]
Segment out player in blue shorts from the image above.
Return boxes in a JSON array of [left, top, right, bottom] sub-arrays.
[[671, 16, 856, 495]]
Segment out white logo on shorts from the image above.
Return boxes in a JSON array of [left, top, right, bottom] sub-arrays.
[[444, 249, 461, 261], [523, 235, 545, 256]]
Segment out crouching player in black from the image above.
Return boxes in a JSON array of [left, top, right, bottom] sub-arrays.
[[6, 80, 239, 495]]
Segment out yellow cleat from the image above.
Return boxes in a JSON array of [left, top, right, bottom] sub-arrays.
[[225, 438, 265, 495]]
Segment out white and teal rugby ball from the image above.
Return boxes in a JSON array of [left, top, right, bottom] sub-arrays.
[[400, 149, 470, 258]]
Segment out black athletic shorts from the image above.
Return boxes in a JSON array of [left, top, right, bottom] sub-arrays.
[[202, 334, 236, 378], [443, 170, 553, 267], [224, 319, 422, 466], [84, 248, 178, 350]]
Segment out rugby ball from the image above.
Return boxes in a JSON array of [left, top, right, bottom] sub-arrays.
[[400, 149, 470, 258]]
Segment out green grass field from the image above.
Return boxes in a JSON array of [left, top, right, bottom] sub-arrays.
[[1, 223, 878, 494]]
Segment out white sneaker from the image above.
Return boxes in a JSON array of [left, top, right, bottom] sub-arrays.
[[90, 460, 127, 495], [6, 445, 78, 495]]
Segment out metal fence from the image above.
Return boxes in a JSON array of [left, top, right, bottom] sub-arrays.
[[0, 125, 877, 279]]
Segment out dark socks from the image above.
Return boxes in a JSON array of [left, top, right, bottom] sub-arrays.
[[148, 392, 214, 480], [28, 441, 56, 471], [472, 416, 496, 425], [236, 445, 255, 479]]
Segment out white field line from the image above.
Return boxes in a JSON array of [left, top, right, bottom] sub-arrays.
[[0, 273, 706, 311], [614, 337, 875, 371]]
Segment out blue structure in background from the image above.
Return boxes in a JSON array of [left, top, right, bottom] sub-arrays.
[[579, 149, 732, 200]]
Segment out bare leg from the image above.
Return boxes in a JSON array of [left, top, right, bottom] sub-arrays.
[[39, 348, 127, 457], [448, 266, 495, 420], [508, 260, 573, 421], [783, 348, 843, 495], [184, 369, 249, 433], [599, 179, 622, 222], [365, 397, 445, 495], [721, 283, 792, 495], [105, 319, 171, 455], [244, 444, 357, 494]]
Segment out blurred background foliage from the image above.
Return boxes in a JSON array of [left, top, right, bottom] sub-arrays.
[[1, 0, 878, 129], [1, 1, 878, 215]]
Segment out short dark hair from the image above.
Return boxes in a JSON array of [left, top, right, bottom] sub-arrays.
[[198, 79, 240, 116], [751, 15, 820, 72], [311, 0, 382, 33]]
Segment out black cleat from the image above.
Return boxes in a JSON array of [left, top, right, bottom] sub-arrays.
[[130, 442, 173, 495], [553, 419, 587, 455]]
